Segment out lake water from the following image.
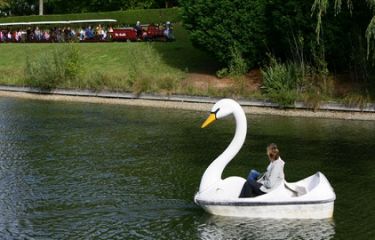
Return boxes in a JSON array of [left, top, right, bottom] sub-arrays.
[[0, 97, 374, 239]]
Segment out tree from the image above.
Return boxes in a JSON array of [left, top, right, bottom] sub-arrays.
[[41, 0, 176, 14], [181, 0, 267, 70], [1, 0, 178, 15], [3, 0, 36, 16], [0, 0, 9, 8], [39, 0, 43, 15], [0, 0, 10, 14], [312, 0, 375, 60], [182, 0, 373, 73]]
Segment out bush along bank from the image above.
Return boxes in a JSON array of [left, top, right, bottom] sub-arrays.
[[22, 43, 185, 94], [260, 54, 374, 110]]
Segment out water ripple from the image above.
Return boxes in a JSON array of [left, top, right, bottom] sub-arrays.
[[0, 97, 374, 239], [198, 216, 335, 240]]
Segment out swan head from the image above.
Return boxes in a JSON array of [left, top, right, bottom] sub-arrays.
[[201, 99, 239, 128]]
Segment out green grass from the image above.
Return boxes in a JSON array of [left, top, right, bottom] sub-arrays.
[[0, 42, 187, 92], [0, 24, 220, 94], [0, 8, 180, 25]]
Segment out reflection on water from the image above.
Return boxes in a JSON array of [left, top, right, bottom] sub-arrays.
[[198, 215, 335, 240]]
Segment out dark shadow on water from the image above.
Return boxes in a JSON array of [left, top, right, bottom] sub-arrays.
[[198, 215, 335, 240]]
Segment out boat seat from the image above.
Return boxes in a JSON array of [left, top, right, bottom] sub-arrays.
[[284, 182, 307, 197]]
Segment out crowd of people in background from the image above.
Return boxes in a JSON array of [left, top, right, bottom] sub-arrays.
[[0, 21, 174, 43], [0, 24, 113, 42]]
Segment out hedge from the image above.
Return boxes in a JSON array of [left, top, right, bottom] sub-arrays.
[[0, 8, 181, 25]]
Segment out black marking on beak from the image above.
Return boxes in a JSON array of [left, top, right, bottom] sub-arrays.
[[211, 108, 220, 118]]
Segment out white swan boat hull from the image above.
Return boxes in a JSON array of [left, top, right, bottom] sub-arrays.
[[196, 199, 334, 219], [195, 172, 335, 219]]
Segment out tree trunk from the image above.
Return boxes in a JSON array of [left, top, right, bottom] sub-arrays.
[[39, 0, 43, 15]]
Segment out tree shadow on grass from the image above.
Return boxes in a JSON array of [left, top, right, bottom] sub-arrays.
[[150, 24, 221, 75]]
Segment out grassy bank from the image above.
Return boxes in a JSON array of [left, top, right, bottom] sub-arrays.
[[1, 8, 374, 107], [1, 37, 374, 106], [0, 24, 222, 95], [0, 8, 180, 25]]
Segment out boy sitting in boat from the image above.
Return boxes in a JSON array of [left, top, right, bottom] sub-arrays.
[[239, 143, 285, 197]]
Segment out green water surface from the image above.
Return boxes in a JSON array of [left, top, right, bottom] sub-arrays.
[[0, 97, 374, 239]]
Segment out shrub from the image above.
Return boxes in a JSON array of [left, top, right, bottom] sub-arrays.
[[228, 47, 248, 76], [25, 44, 82, 90], [125, 44, 183, 95], [157, 76, 178, 93], [216, 47, 248, 78], [85, 71, 108, 91], [216, 68, 229, 79], [343, 92, 371, 110], [261, 54, 336, 108], [132, 74, 152, 95], [302, 88, 323, 111], [261, 57, 304, 106]]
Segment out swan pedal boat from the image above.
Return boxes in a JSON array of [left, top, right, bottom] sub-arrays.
[[194, 99, 335, 219]]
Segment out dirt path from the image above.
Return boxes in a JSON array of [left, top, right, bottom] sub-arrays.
[[184, 70, 263, 93]]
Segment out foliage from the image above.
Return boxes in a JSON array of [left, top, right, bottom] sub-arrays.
[[343, 92, 371, 110], [126, 43, 184, 95], [311, 0, 330, 42], [25, 44, 82, 89], [265, 0, 317, 61], [4, 0, 36, 16], [261, 57, 303, 106], [20, 40, 189, 92], [216, 47, 248, 78], [263, 59, 304, 91], [181, 0, 267, 70], [0, 0, 9, 8], [311, 0, 375, 61], [0, 0, 179, 15], [261, 52, 334, 108], [0, 8, 180, 25], [228, 47, 248, 77], [216, 68, 229, 79], [182, 0, 373, 78]]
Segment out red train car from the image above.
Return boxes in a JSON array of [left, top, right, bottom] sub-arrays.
[[144, 24, 165, 41], [110, 27, 138, 41], [111, 24, 168, 42]]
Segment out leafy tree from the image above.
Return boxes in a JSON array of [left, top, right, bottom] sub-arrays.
[[0, 0, 9, 8], [181, 0, 267, 70], [264, 0, 317, 61], [182, 0, 372, 73], [44, 0, 177, 14], [6, 0, 36, 15], [0, 0, 178, 15], [312, 0, 375, 60]]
